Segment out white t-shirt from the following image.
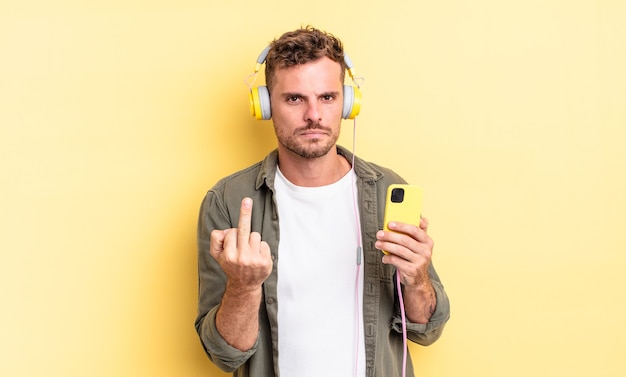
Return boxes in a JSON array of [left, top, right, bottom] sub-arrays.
[[275, 167, 365, 377]]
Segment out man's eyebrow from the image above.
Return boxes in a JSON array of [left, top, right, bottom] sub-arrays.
[[279, 90, 341, 98], [280, 92, 303, 98]]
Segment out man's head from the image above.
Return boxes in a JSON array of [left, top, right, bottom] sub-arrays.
[[262, 27, 350, 160], [264, 26, 347, 91]]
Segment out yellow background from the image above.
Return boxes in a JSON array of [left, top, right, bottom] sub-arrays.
[[2, 1, 625, 376]]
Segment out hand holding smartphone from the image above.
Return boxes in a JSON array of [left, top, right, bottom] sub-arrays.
[[382, 184, 423, 254]]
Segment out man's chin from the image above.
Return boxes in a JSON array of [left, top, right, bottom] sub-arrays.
[[285, 143, 335, 159]]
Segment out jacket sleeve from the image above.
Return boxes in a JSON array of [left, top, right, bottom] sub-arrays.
[[391, 263, 451, 346], [194, 190, 259, 371]]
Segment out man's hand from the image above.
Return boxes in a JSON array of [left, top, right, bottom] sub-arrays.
[[376, 217, 437, 323], [376, 217, 433, 287], [210, 197, 273, 291]]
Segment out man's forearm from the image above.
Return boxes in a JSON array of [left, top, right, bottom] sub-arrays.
[[403, 280, 437, 324], [215, 284, 263, 351]]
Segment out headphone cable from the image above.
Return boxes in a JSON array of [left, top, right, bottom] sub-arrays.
[[350, 117, 363, 377]]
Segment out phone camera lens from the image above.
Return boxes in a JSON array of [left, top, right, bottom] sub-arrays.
[[391, 188, 405, 203]]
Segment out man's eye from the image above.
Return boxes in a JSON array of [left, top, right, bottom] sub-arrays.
[[286, 96, 301, 103], [322, 95, 335, 101]]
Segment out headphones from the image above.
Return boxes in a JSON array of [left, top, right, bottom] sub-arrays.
[[248, 46, 362, 120]]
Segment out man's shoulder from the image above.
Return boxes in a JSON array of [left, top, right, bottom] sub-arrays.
[[336, 145, 405, 184], [208, 149, 278, 201], [355, 158, 406, 185], [212, 160, 264, 190]]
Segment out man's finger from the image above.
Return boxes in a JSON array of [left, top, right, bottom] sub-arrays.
[[237, 197, 253, 245], [209, 229, 226, 258], [420, 216, 429, 232]]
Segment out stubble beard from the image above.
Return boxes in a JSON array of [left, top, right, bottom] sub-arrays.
[[277, 122, 340, 159]]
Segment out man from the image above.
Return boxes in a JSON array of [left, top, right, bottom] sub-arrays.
[[195, 26, 450, 377]]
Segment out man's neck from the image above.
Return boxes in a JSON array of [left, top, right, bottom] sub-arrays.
[[277, 146, 352, 187]]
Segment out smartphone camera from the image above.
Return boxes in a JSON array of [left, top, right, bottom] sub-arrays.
[[390, 187, 405, 203]]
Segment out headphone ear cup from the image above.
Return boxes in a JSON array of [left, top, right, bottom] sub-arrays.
[[342, 85, 362, 119], [250, 86, 272, 120]]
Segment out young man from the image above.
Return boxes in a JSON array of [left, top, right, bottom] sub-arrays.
[[195, 26, 450, 377]]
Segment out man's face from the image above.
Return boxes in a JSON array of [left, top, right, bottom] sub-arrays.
[[269, 57, 344, 159]]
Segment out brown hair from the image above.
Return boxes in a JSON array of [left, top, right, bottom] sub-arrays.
[[265, 26, 347, 90]]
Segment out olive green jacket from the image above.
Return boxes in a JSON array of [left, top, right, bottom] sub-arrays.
[[195, 146, 450, 377]]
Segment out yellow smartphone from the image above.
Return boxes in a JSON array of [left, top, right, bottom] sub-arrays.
[[382, 184, 423, 254]]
